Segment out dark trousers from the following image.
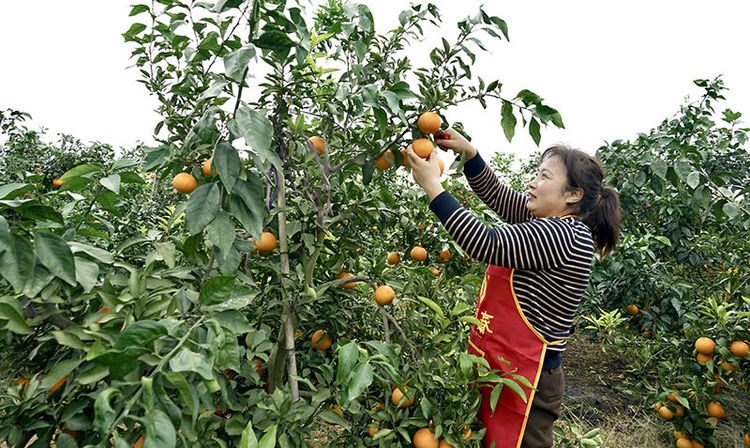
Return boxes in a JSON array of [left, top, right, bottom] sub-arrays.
[[520, 366, 564, 448]]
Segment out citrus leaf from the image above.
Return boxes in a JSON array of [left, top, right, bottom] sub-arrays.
[[417, 295, 444, 319], [60, 164, 103, 180], [33, 230, 76, 285], [99, 174, 121, 195], [500, 100, 516, 142], [234, 106, 276, 165], [143, 410, 176, 448], [199, 276, 235, 307], [337, 342, 359, 385], [213, 142, 242, 192], [0, 297, 32, 334], [258, 425, 277, 448], [207, 211, 236, 257], [347, 361, 373, 401], [185, 183, 220, 235], [40, 358, 82, 389], [115, 320, 168, 350], [224, 46, 256, 82], [0, 232, 35, 292], [169, 348, 214, 381], [500, 377, 528, 403], [240, 419, 259, 448], [94, 387, 122, 434]]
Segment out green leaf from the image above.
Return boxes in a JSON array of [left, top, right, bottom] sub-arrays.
[[115, 320, 168, 350], [0, 183, 30, 200], [0, 233, 35, 292], [77, 365, 110, 385], [258, 425, 277, 448], [0, 200, 64, 224], [365, 341, 398, 367], [500, 101, 516, 142], [650, 159, 667, 179], [458, 315, 481, 326], [57, 175, 95, 192], [240, 420, 259, 448], [33, 230, 77, 285], [229, 173, 265, 240], [224, 46, 256, 82], [185, 183, 220, 235], [169, 348, 214, 381], [347, 361, 374, 401], [528, 118, 541, 146], [686, 171, 701, 189], [143, 410, 176, 448], [207, 211, 236, 257], [489, 383, 503, 413], [69, 241, 115, 264], [0, 215, 9, 253], [723, 201, 739, 219], [75, 257, 99, 292], [213, 142, 242, 191], [60, 164, 103, 180], [255, 30, 295, 52], [500, 377, 528, 403], [213, 310, 251, 335], [22, 262, 54, 298], [164, 372, 197, 422], [234, 107, 276, 163], [417, 296, 444, 319], [337, 342, 358, 385], [200, 276, 235, 307], [94, 388, 122, 434], [40, 358, 82, 389], [99, 174, 121, 194], [0, 297, 32, 334], [123, 22, 147, 40]]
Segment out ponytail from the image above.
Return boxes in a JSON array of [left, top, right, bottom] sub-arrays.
[[540, 145, 622, 258], [582, 186, 620, 258]]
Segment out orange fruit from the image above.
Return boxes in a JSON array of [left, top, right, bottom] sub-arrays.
[[674, 404, 685, 417], [673, 431, 687, 439], [391, 387, 414, 408], [312, 330, 332, 350], [730, 340, 749, 357], [721, 360, 738, 372], [375, 150, 394, 170], [52, 178, 64, 188], [48, 375, 68, 394], [134, 437, 144, 448], [13, 378, 30, 396], [691, 441, 704, 448], [431, 268, 440, 276], [743, 434, 750, 447], [327, 406, 344, 418], [387, 252, 401, 265], [95, 306, 110, 325], [676, 439, 692, 448], [706, 401, 725, 418], [658, 405, 674, 419], [438, 249, 452, 262], [418, 112, 442, 134], [411, 246, 427, 261], [173, 172, 197, 193], [696, 353, 711, 364], [413, 427, 439, 448], [254, 232, 277, 254], [254, 358, 265, 376], [695, 337, 715, 355], [400, 149, 411, 167], [412, 138, 433, 158], [202, 158, 214, 176], [310, 136, 325, 155], [336, 272, 357, 289], [374, 285, 395, 306], [436, 157, 444, 175], [626, 304, 639, 315], [149, 173, 155, 178], [667, 392, 679, 403], [438, 440, 453, 448], [368, 422, 379, 438]]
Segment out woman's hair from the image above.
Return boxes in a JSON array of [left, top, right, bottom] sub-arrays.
[[540, 145, 621, 258]]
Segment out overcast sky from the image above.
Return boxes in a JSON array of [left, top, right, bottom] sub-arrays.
[[1, 1, 749, 160]]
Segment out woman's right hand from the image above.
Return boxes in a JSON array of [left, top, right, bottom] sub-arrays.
[[435, 127, 477, 159]]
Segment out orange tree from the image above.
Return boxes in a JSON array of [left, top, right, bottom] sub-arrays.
[[582, 77, 750, 447], [0, 1, 563, 446]]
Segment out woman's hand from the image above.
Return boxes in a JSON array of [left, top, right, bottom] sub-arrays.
[[407, 144, 445, 201], [435, 127, 477, 159]]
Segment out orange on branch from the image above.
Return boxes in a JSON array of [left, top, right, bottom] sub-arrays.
[[48, 375, 68, 394], [387, 252, 401, 265], [730, 340, 749, 357], [400, 149, 411, 167], [706, 401, 725, 418], [696, 353, 711, 364], [374, 285, 395, 306], [676, 439, 692, 448], [52, 178, 64, 188], [254, 232, 278, 254], [202, 158, 214, 176], [375, 150, 394, 170], [657, 405, 674, 420], [312, 330, 332, 350], [310, 136, 325, 155], [336, 272, 357, 289], [411, 246, 427, 261], [695, 337, 715, 355], [626, 304, 639, 315], [418, 111, 442, 135], [413, 427, 439, 448], [391, 387, 414, 408], [412, 138, 433, 159], [173, 172, 197, 193]]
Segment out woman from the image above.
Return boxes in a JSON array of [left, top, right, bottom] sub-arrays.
[[406, 129, 620, 448]]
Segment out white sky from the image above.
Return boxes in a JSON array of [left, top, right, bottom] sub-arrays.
[[1, 1, 749, 160]]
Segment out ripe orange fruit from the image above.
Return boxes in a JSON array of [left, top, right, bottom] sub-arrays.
[[676, 439, 692, 448], [387, 252, 401, 265], [149, 173, 155, 179], [412, 138, 433, 159], [657, 405, 674, 419], [695, 337, 715, 355], [438, 440, 453, 448], [134, 437, 144, 448], [375, 150, 394, 170], [706, 401, 725, 418], [254, 232, 278, 254], [48, 375, 68, 394], [368, 422, 379, 438], [730, 340, 749, 357], [674, 404, 685, 417], [374, 285, 395, 306], [436, 157, 444, 175], [312, 330, 332, 350], [626, 304, 639, 315], [173, 172, 197, 193], [400, 148, 411, 167], [438, 249, 452, 262], [95, 306, 110, 325], [691, 441, 704, 448], [411, 246, 427, 261], [254, 358, 265, 376], [391, 387, 414, 408], [418, 112, 442, 135], [673, 431, 687, 439], [52, 178, 64, 188], [667, 392, 679, 403], [202, 158, 214, 176], [743, 434, 750, 447], [336, 272, 357, 289], [431, 268, 440, 277], [696, 353, 711, 364], [310, 136, 325, 155], [413, 427, 439, 448], [327, 406, 344, 418]]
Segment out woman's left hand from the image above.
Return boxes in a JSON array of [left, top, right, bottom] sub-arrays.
[[407, 144, 444, 200]]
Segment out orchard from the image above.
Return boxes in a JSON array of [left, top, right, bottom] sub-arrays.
[[0, 1, 749, 448]]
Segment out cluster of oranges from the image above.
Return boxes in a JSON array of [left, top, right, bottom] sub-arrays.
[[373, 111, 446, 175], [171, 157, 217, 194]]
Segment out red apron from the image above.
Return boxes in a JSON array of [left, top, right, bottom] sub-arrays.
[[468, 264, 563, 448]]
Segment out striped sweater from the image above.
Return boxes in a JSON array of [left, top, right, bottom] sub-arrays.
[[429, 153, 595, 353]]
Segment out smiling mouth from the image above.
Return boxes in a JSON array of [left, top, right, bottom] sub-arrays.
[[528, 193, 536, 200]]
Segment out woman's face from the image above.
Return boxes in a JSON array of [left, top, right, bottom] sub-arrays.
[[526, 155, 581, 218]]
